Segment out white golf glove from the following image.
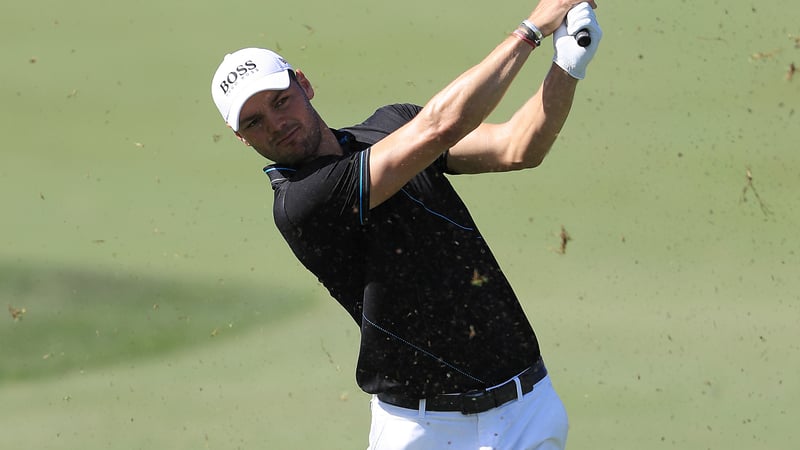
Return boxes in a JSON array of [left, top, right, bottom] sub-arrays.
[[552, 2, 603, 80]]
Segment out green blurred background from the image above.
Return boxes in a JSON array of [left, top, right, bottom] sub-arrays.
[[2, 0, 798, 448]]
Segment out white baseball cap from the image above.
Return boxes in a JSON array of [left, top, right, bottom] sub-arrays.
[[211, 48, 294, 131]]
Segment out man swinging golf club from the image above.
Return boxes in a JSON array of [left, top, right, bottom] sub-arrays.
[[211, 1, 602, 448]]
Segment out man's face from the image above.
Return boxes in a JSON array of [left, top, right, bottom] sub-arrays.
[[235, 71, 323, 165]]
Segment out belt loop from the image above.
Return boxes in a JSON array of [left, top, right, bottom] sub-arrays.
[[418, 399, 427, 418], [513, 376, 523, 402]]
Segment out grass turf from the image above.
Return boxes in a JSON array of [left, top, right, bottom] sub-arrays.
[[2, 0, 799, 448]]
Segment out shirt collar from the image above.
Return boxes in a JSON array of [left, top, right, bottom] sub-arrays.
[[263, 128, 357, 189]]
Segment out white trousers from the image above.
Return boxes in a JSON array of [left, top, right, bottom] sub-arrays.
[[367, 375, 568, 450]]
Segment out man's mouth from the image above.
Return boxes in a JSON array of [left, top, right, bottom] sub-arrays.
[[275, 126, 298, 146]]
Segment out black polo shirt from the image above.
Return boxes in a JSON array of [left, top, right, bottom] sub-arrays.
[[264, 104, 540, 397]]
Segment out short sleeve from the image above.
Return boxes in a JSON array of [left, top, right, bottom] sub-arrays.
[[272, 149, 371, 235]]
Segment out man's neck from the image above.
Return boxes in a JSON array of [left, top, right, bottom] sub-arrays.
[[316, 127, 343, 158]]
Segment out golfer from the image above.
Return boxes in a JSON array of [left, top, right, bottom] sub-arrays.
[[211, 1, 601, 448]]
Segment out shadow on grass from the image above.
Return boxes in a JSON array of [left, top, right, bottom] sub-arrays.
[[0, 260, 312, 382]]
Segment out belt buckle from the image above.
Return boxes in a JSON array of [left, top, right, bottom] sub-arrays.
[[459, 389, 489, 415]]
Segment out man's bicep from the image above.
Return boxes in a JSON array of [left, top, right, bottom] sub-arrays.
[[367, 118, 450, 209], [367, 109, 511, 207], [445, 122, 512, 174]]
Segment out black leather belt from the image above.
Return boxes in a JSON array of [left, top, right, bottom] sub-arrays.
[[377, 358, 547, 415]]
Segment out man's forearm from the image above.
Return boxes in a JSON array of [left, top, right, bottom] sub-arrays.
[[366, 1, 597, 206], [417, 35, 536, 149], [416, 0, 594, 149], [366, 34, 540, 208], [507, 63, 578, 168]]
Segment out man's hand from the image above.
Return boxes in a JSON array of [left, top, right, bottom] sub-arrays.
[[528, 0, 598, 37], [553, 2, 603, 79]]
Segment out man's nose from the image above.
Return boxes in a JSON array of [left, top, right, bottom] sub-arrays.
[[264, 112, 287, 136]]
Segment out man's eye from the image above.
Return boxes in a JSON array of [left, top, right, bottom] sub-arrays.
[[245, 118, 260, 129]]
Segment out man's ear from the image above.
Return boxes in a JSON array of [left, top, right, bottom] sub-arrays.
[[294, 70, 315, 100]]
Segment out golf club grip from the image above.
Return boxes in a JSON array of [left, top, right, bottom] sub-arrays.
[[575, 29, 591, 47]]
